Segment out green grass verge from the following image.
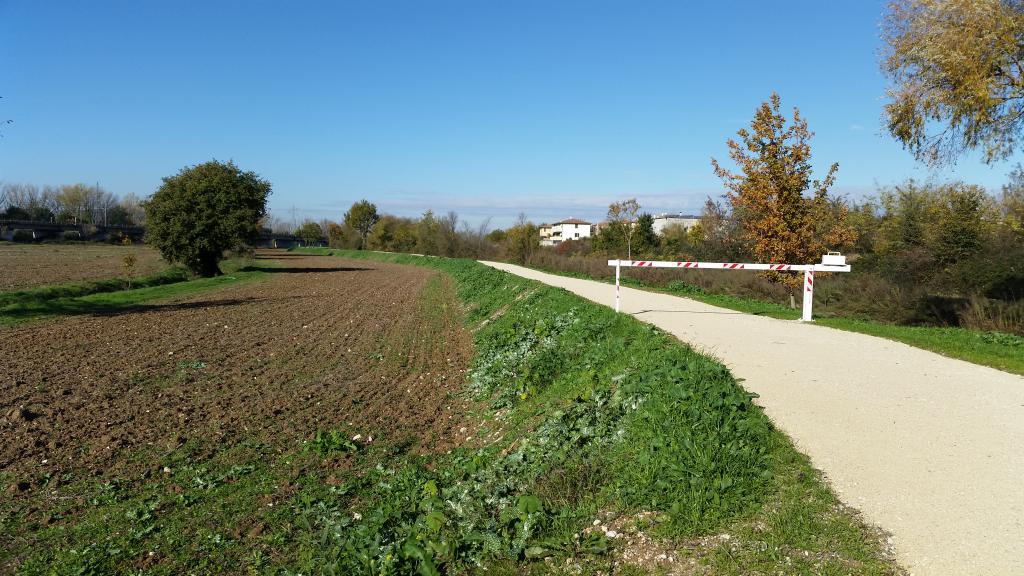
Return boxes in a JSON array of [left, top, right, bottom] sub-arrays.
[[531, 265, 1024, 377], [0, 258, 269, 326], [0, 267, 191, 307], [815, 318, 1024, 376]]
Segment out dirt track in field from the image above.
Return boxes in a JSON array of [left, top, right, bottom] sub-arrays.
[[0, 244, 168, 291], [0, 250, 473, 486]]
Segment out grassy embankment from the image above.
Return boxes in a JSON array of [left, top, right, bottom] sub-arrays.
[[0, 258, 268, 326], [531, 266, 1024, 377], [283, 247, 901, 575], [6, 249, 901, 574]]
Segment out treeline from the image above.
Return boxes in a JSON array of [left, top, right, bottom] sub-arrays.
[[528, 177, 1024, 334], [571, 179, 1024, 272], [0, 182, 146, 226], [850, 178, 1023, 299], [290, 200, 551, 261]]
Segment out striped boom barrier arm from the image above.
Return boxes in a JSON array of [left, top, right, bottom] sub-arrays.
[[608, 257, 851, 322]]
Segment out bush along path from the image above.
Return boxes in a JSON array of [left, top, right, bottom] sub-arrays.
[[293, 248, 902, 575]]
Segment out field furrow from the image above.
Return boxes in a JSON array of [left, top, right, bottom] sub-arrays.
[[0, 250, 472, 488]]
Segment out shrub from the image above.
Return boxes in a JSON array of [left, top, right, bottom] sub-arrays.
[[145, 160, 271, 277]]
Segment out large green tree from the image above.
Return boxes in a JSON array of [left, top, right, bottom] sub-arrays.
[[295, 221, 324, 246], [145, 160, 271, 277], [633, 213, 659, 257], [368, 215, 418, 252], [877, 180, 996, 262], [882, 0, 1024, 164], [344, 200, 380, 250]]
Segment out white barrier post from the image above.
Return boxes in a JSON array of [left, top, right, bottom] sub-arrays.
[[801, 269, 814, 322], [608, 253, 850, 318], [614, 260, 621, 313]]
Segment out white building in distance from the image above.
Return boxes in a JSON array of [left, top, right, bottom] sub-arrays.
[[539, 218, 592, 246], [653, 213, 700, 235]]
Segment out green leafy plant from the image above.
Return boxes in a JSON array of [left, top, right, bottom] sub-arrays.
[[308, 430, 360, 456]]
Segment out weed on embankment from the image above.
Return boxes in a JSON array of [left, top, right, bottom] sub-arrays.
[[291, 248, 903, 575]]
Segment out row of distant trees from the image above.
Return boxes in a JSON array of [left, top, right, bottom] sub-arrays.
[[0, 182, 146, 227], [569, 175, 1024, 285], [288, 200, 505, 260], [523, 169, 1024, 331], [0, 175, 526, 263]]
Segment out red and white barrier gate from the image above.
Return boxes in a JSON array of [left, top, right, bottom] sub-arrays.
[[608, 252, 851, 321]]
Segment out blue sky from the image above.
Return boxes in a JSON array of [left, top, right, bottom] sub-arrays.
[[0, 0, 1018, 227]]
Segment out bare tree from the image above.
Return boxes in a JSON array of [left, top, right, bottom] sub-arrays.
[[439, 211, 460, 256], [2, 181, 141, 224], [318, 218, 335, 237], [40, 186, 61, 216], [475, 216, 493, 257], [3, 183, 40, 209], [120, 193, 146, 226], [92, 188, 119, 226], [264, 215, 293, 235]]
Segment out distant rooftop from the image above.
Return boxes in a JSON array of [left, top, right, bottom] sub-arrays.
[[556, 217, 591, 225], [653, 212, 700, 220]]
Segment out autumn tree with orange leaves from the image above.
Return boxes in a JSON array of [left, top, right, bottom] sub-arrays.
[[712, 93, 856, 290]]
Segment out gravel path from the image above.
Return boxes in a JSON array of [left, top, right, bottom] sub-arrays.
[[481, 261, 1024, 576]]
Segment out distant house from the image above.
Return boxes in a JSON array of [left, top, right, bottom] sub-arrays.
[[652, 213, 700, 235], [539, 224, 554, 244], [540, 218, 592, 246], [592, 220, 610, 236]]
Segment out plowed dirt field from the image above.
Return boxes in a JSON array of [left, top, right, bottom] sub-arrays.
[[0, 244, 168, 291], [1, 249, 473, 508]]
